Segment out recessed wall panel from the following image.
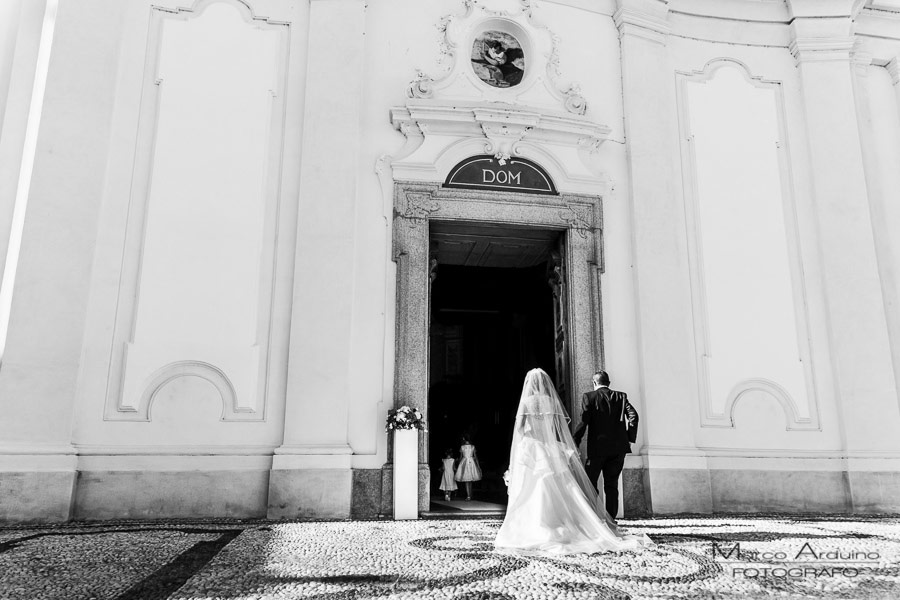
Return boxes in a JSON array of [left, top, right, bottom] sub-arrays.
[[681, 63, 813, 428], [108, 1, 287, 422]]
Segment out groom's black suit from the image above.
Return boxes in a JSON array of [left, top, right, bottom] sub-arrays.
[[572, 386, 638, 519]]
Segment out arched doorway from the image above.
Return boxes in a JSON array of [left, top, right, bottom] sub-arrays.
[[427, 223, 560, 511], [388, 181, 605, 516]]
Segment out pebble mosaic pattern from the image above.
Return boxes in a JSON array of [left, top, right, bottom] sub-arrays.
[[1, 516, 899, 599]]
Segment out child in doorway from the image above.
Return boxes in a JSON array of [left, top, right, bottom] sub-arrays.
[[454, 434, 482, 501], [439, 448, 458, 501]]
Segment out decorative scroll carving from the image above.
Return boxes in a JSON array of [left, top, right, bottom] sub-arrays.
[[479, 122, 534, 159], [577, 136, 604, 153], [401, 193, 440, 219], [563, 90, 588, 116], [404, 0, 593, 116], [429, 257, 439, 283], [547, 251, 563, 293], [390, 105, 611, 189], [546, 33, 588, 115], [559, 205, 592, 237], [407, 70, 435, 99]]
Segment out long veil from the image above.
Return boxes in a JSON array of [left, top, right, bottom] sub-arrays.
[[507, 368, 620, 530], [496, 368, 649, 554]]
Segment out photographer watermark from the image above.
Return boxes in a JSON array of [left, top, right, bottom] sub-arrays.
[[710, 541, 882, 579]]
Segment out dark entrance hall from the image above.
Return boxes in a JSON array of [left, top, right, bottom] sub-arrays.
[[427, 255, 559, 509]]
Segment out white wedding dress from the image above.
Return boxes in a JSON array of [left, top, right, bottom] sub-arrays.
[[495, 369, 652, 555]]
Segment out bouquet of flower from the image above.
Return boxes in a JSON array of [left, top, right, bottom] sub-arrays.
[[385, 405, 426, 432]]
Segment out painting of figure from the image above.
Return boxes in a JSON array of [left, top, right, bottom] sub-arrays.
[[471, 31, 525, 88]]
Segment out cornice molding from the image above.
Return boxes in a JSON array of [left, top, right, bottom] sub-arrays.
[[391, 102, 611, 157], [0, 444, 77, 455], [789, 17, 856, 63], [851, 41, 875, 71], [866, 0, 900, 11], [789, 36, 856, 63], [787, 0, 865, 19], [156, 0, 290, 27], [386, 102, 613, 196]]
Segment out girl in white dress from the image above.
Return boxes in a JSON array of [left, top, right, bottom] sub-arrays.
[[439, 448, 458, 501], [454, 435, 482, 501], [495, 368, 652, 555]]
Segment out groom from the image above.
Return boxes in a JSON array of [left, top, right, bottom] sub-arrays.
[[573, 370, 639, 520]]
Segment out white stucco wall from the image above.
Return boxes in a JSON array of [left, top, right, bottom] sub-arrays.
[[1, 0, 899, 521]]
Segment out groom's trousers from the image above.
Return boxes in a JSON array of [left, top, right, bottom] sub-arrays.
[[586, 454, 626, 519]]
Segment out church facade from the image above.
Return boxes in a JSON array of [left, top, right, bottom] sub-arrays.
[[1, 0, 899, 522]]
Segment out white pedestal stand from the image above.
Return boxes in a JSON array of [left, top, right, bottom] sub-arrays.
[[393, 428, 419, 520]]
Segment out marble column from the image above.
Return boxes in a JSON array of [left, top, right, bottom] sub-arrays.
[[268, 0, 366, 519], [615, 0, 711, 514], [387, 190, 436, 517], [790, 11, 900, 511]]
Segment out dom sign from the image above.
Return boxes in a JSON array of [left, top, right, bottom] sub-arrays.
[[443, 155, 557, 195]]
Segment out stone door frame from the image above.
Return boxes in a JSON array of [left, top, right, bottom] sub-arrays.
[[389, 180, 605, 514]]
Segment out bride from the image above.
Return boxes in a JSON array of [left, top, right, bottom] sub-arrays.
[[495, 368, 651, 555]]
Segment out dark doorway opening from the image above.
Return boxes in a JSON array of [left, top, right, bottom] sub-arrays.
[[427, 260, 557, 509]]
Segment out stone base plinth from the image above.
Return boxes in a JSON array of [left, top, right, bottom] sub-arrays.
[[0, 471, 75, 522], [267, 468, 351, 519], [74, 470, 269, 520]]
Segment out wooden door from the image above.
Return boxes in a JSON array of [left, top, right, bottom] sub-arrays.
[[546, 237, 570, 409]]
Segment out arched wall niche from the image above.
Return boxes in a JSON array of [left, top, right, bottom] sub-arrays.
[[136, 360, 242, 422], [726, 378, 814, 431]]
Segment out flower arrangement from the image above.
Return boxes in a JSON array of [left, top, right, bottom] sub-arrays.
[[385, 405, 427, 432]]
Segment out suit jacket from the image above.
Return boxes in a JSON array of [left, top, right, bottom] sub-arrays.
[[572, 387, 638, 459]]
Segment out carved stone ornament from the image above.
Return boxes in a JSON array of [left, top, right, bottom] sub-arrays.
[[406, 0, 592, 116], [559, 204, 593, 237], [402, 193, 441, 219], [480, 121, 533, 159], [407, 70, 435, 99], [388, 1, 614, 195]]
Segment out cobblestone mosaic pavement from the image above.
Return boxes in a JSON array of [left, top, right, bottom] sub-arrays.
[[1, 515, 899, 599]]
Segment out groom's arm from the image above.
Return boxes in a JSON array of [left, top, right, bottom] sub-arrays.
[[624, 395, 639, 443], [572, 393, 590, 446]]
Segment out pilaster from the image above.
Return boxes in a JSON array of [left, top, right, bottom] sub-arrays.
[[886, 57, 900, 123], [391, 199, 432, 458], [789, 16, 856, 64], [0, 0, 127, 521], [616, 0, 710, 513], [0, 0, 47, 295], [613, 0, 670, 46], [789, 21, 899, 469], [269, 0, 367, 519], [849, 48, 900, 467]]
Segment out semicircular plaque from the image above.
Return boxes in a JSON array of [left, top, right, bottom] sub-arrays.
[[443, 155, 558, 195]]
